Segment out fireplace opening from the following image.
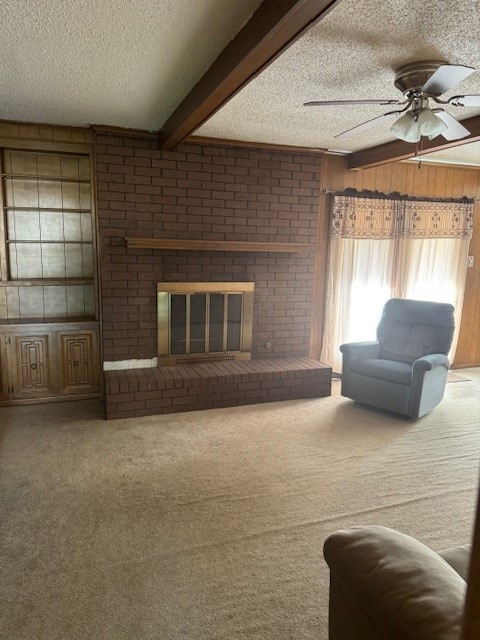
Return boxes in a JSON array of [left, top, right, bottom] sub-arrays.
[[157, 282, 254, 365]]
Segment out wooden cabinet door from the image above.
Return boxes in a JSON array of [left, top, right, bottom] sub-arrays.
[[0, 335, 11, 399], [12, 334, 54, 398], [58, 330, 99, 394]]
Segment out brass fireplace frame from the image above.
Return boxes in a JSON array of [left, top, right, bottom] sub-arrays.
[[157, 282, 254, 365]]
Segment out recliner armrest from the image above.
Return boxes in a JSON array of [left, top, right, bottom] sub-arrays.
[[413, 354, 450, 371], [340, 341, 381, 361], [324, 525, 466, 640]]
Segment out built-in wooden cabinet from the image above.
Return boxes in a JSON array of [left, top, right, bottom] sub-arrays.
[[0, 141, 101, 405], [0, 322, 100, 403]]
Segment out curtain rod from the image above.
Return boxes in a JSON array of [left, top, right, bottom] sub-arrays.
[[322, 188, 476, 203]]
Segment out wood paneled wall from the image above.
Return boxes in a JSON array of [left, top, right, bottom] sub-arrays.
[[0, 120, 93, 145], [312, 154, 480, 367]]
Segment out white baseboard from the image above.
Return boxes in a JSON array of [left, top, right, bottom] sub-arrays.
[[103, 357, 158, 371]]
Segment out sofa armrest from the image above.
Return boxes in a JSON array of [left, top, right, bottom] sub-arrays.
[[324, 526, 466, 640], [413, 354, 450, 372]]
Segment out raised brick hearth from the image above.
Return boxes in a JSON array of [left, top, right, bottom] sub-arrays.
[[104, 358, 331, 419]]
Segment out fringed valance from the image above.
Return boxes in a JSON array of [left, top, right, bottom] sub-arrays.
[[331, 189, 474, 239], [331, 195, 399, 239], [402, 200, 474, 238]]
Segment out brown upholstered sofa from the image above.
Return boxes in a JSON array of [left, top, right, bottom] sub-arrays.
[[324, 526, 471, 640]]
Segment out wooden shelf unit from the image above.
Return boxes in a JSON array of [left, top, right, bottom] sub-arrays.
[[0, 145, 101, 404]]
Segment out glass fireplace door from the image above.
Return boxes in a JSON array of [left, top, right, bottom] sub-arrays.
[[169, 292, 243, 357], [157, 283, 253, 365]]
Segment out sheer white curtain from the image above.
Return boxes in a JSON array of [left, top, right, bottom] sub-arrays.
[[321, 192, 474, 373], [322, 238, 394, 371], [395, 237, 471, 355]]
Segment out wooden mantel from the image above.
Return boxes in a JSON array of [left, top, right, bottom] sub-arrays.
[[125, 237, 316, 254]]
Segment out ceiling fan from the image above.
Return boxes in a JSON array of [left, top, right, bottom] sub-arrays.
[[304, 61, 480, 143]]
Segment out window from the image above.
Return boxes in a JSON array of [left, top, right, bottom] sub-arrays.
[[321, 191, 474, 372]]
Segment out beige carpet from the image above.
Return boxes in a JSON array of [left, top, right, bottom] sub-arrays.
[[447, 371, 471, 383], [1, 375, 479, 640]]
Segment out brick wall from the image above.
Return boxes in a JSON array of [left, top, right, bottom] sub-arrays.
[[95, 134, 321, 362]]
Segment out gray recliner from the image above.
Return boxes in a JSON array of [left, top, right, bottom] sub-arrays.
[[340, 298, 455, 418]]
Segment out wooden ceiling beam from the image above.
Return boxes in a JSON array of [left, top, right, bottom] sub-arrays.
[[347, 116, 480, 170], [187, 134, 326, 155], [158, 0, 342, 150]]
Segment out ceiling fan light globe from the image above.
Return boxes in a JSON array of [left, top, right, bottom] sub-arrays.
[[417, 109, 448, 138], [427, 128, 445, 141], [390, 112, 421, 142]]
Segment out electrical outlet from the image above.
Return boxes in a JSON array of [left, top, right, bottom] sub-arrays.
[[467, 256, 475, 268]]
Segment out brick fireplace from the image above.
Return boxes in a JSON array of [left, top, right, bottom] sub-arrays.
[[96, 133, 331, 418]]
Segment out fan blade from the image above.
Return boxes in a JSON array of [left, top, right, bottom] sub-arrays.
[[334, 111, 403, 139], [304, 99, 399, 106], [449, 94, 480, 107], [433, 109, 471, 140], [422, 64, 475, 96]]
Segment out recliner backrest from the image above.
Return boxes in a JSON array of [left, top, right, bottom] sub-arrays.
[[377, 298, 455, 365]]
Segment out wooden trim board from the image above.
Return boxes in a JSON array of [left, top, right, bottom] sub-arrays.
[[126, 237, 316, 253]]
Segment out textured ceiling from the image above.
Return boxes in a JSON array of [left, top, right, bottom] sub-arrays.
[[0, 0, 261, 129], [412, 143, 480, 167], [0, 0, 479, 166], [198, 0, 480, 165]]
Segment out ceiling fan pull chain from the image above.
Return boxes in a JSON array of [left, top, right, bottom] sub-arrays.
[[416, 137, 424, 169]]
